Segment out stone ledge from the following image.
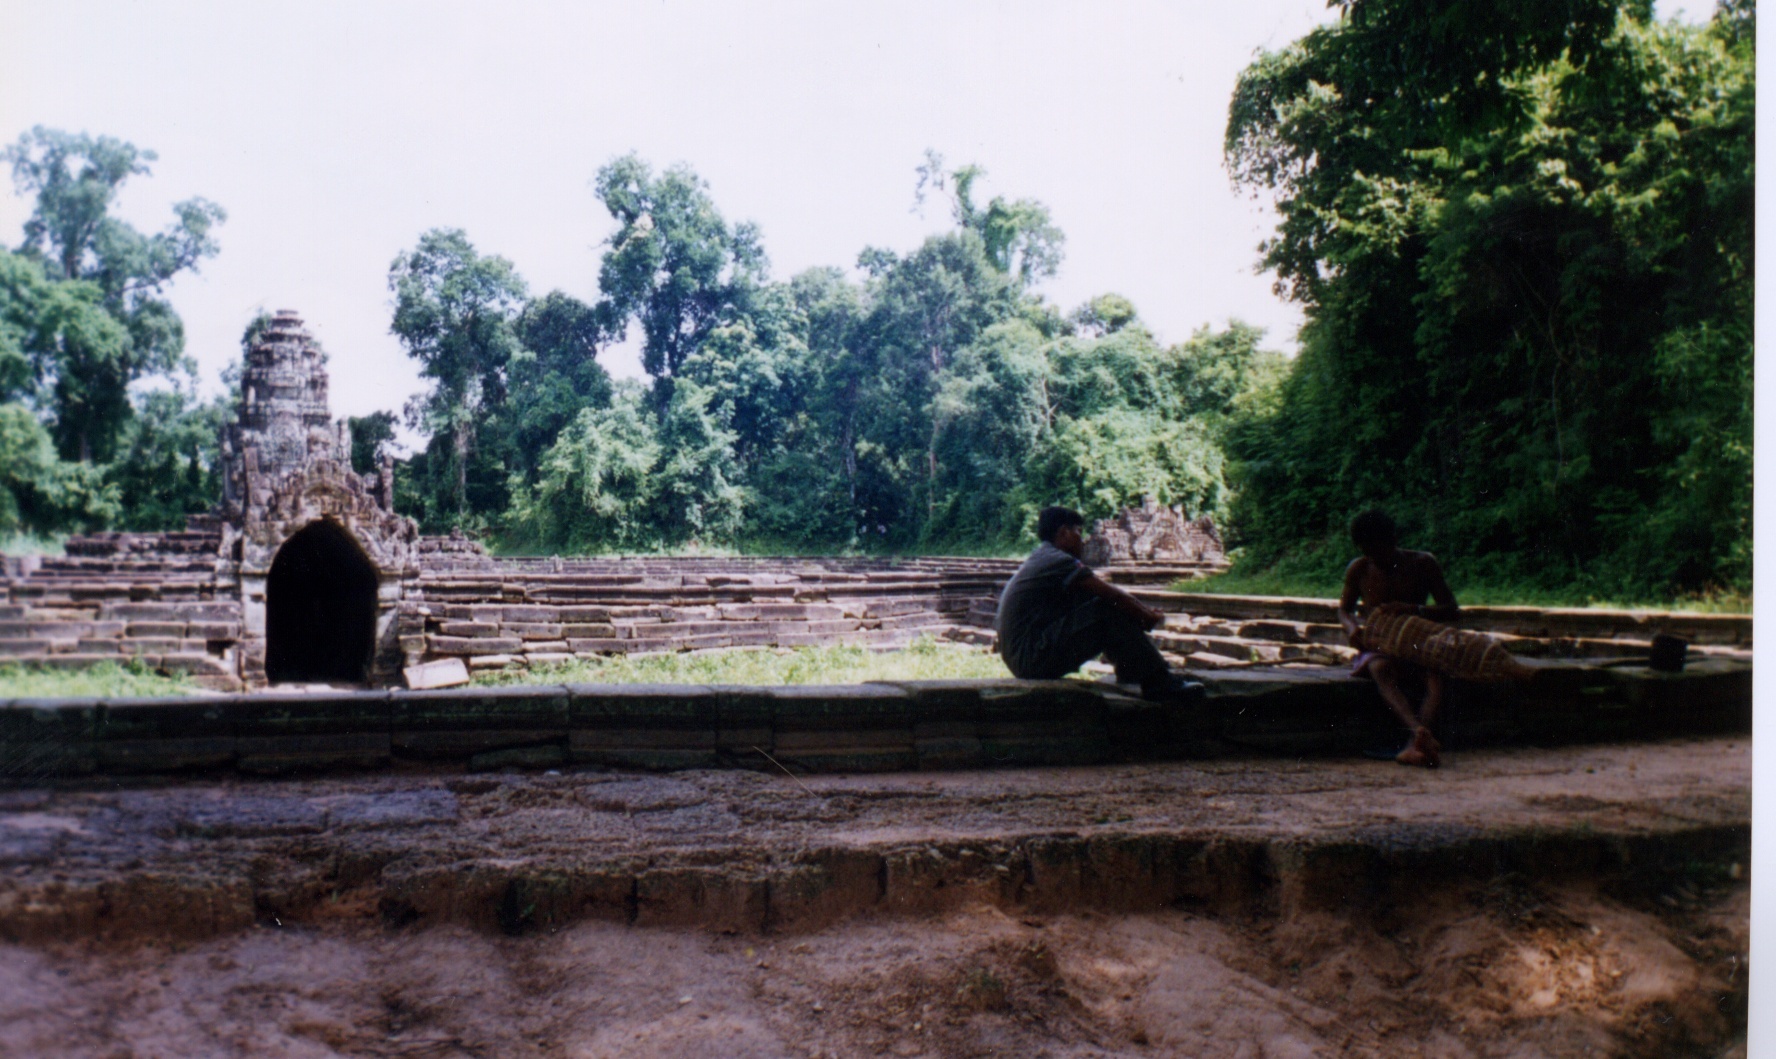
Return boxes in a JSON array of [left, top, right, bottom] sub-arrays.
[[0, 656, 1749, 779]]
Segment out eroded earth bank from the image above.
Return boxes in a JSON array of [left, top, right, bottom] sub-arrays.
[[0, 737, 1749, 1058]]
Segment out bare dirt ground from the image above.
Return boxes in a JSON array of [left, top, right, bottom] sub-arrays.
[[0, 737, 1750, 1058]]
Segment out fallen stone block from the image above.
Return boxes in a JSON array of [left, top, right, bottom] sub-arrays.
[[565, 638, 623, 654], [501, 605, 560, 623], [119, 637, 181, 655], [405, 658, 470, 689], [155, 653, 235, 676], [557, 606, 614, 622], [0, 621, 94, 639], [0, 640, 53, 656]]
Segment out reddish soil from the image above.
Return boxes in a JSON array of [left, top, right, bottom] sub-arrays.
[[0, 737, 1750, 1057]]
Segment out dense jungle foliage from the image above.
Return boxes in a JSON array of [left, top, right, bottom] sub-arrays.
[[384, 152, 1281, 553], [1224, 0, 1753, 597], [0, 0, 1751, 603]]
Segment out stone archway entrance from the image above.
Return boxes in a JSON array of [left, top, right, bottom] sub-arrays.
[[265, 520, 380, 684]]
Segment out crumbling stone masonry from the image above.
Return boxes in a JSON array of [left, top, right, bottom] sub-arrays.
[[0, 311, 420, 690], [0, 312, 1023, 689], [0, 312, 1752, 690], [1081, 497, 1227, 570]]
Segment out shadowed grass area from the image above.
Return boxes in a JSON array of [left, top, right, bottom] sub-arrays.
[[472, 638, 1014, 686], [0, 660, 196, 698]]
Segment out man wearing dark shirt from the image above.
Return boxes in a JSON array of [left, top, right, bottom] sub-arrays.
[[996, 506, 1204, 705]]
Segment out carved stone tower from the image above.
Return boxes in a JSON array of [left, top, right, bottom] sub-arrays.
[[222, 310, 348, 518], [222, 310, 417, 685]]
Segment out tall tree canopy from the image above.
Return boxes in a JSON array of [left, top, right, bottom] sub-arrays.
[[389, 228, 528, 524], [490, 154, 1282, 553], [1225, 0, 1752, 595], [592, 154, 767, 386], [3, 126, 225, 463]]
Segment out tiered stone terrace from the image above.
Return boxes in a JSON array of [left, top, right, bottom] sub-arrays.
[[399, 554, 1021, 673], [0, 305, 1751, 705], [0, 540, 1752, 690]]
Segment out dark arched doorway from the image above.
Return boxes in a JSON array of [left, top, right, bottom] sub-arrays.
[[265, 520, 380, 684]]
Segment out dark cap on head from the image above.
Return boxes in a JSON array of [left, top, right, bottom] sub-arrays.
[[1037, 505, 1086, 543]]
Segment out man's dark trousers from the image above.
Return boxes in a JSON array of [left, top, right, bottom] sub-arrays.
[[1006, 596, 1171, 686]]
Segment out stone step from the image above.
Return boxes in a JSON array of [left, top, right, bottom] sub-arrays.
[[1145, 592, 1752, 646]]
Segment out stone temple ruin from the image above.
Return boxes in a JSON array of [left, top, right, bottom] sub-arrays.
[[0, 312, 1032, 689], [0, 311, 1753, 692], [1081, 497, 1226, 570]]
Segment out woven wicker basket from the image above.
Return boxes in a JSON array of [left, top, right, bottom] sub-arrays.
[[1362, 610, 1534, 683]]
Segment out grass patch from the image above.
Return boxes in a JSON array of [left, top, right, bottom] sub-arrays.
[[0, 532, 66, 558], [472, 638, 1013, 686], [0, 660, 196, 698]]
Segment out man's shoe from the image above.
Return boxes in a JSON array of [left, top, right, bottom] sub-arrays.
[[1142, 673, 1206, 707]]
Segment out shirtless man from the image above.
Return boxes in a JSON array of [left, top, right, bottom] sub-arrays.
[[1337, 509, 1459, 767]]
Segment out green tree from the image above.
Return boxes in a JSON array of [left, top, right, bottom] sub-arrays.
[[508, 382, 662, 551], [0, 402, 117, 534], [1068, 294, 1139, 338], [347, 411, 398, 476], [105, 385, 230, 530], [502, 290, 613, 486], [928, 319, 1050, 541], [3, 127, 225, 462], [855, 230, 1024, 538], [1022, 410, 1229, 527], [915, 152, 1066, 287], [592, 155, 767, 386], [651, 378, 747, 544], [1224, 0, 1751, 594], [389, 228, 527, 524]]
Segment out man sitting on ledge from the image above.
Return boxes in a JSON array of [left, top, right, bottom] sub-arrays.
[[995, 505, 1206, 705], [1337, 508, 1461, 768]]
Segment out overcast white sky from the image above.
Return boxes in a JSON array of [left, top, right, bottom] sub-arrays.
[[0, 0, 1714, 432]]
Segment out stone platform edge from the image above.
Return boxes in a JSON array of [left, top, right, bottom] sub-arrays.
[[0, 659, 1750, 779]]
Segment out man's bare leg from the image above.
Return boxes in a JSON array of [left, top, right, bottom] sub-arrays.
[[1372, 658, 1439, 768], [1369, 658, 1419, 729], [1418, 672, 1444, 729]]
